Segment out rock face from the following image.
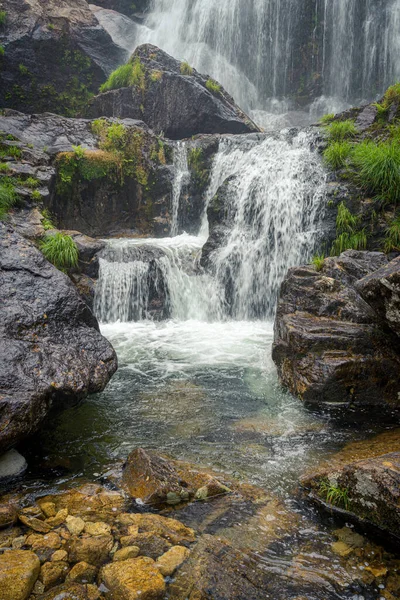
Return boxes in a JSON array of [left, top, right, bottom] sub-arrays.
[[0, 225, 117, 453], [86, 44, 260, 139], [272, 250, 400, 407], [302, 450, 400, 542], [0, 0, 127, 115]]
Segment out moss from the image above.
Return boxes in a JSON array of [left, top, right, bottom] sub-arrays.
[[150, 70, 162, 82], [56, 150, 123, 193], [180, 61, 193, 76], [206, 78, 221, 95], [188, 147, 209, 190]]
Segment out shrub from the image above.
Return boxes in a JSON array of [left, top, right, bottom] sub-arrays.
[[312, 254, 325, 271], [40, 233, 79, 271], [100, 58, 146, 93], [323, 141, 353, 170], [206, 78, 221, 95], [180, 61, 193, 76], [384, 216, 400, 252], [0, 180, 16, 219], [0, 11, 6, 26], [325, 119, 357, 142], [351, 140, 400, 204]]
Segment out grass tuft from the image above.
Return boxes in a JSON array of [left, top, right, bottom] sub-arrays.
[[40, 233, 79, 271], [180, 61, 193, 76], [325, 119, 357, 142], [319, 113, 335, 125], [323, 141, 352, 170], [0, 180, 17, 220], [319, 479, 350, 510], [206, 78, 221, 95], [312, 254, 325, 272], [384, 216, 400, 252], [99, 58, 146, 93], [351, 141, 400, 204]]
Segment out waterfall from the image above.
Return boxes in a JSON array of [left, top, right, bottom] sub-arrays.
[[171, 142, 189, 236], [95, 130, 326, 324]]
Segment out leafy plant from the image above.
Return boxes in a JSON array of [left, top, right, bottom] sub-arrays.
[[325, 119, 357, 142], [72, 145, 86, 159], [19, 64, 29, 76], [0, 180, 17, 219], [180, 61, 193, 76], [40, 233, 79, 271], [384, 216, 400, 252], [0, 145, 22, 159], [0, 162, 9, 172], [323, 141, 353, 170], [312, 254, 325, 272], [319, 479, 350, 510], [351, 141, 400, 204], [206, 78, 221, 95], [331, 202, 367, 255], [336, 201, 359, 232]]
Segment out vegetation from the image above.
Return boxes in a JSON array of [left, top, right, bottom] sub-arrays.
[[180, 61, 193, 76], [385, 216, 400, 252], [188, 147, 209, 189], [41, 209, 55, 231], [100, 58, 146, 93], [206, 78, 221, 95], [331, 202, 367, 255], [319, 113, 335, 125], [312, 254, 325, 272], [150, 70, 162, 82], [319, 479, 350, 510], [0, 11, 6, 26], [30, 189, 42, 201], [0, 180, 17, 220], [323, 141, 352, 170], [0, 46, 4, 57], [40, 233, 79, 271], [325, 119, 357, 142], [25, 176, 39, 189], [351, 141, 400, 205], [0, 145, 22, 159]]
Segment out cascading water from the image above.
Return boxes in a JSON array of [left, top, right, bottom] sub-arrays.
[[171, 141, 190, 236]]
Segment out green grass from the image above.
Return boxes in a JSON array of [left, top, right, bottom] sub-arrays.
[[100, 58, 146, 93], [40, 233, 79, 271], [0, 46, 4, 57], [180, 61, 193, 76], [336, 201, 360, 232], [325, 119, 357, 142], [0, 145, 22, 159], [0, 180, 17, 220], [41, 209, 55, 231], [323, 141, 353, 170], [319, 113, 335, 125], [319, 479, 350, 510], [312, 254, 325, 271], [351, 141, 400, 204], [0, 162, 9, 172], [384, 216, 400, 252], [383, 82, 400, 107], [31, 189, 41, 201], [0, 11, 6, 26], [206, 78, 221, 95], [331, 202, 367, 255], [25, 176, 39, 188]]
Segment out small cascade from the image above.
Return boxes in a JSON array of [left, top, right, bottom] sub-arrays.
[[171, 142, 190, 236]]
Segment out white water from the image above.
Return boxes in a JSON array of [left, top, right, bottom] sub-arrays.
[[171, 142, 190, 236]]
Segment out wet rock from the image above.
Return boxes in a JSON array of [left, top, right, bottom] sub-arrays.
[[355, 104, 378, 132], [9, 208, 46, 241], [66, 561, 97, 584], [121, 532, 171, 559], [25, 532, 62, 562], [156, 545, 190, 577], [0, 225, 117, 454], [0, 450, 27, 480], [113, 546, 140, 561], [83, 521, 111, 536], [19, 515, 51, 534], [302, 451, 400, 541], [87, 44, 259, 139], [0, 503, 18, 528], [40, 560, 69, 590], [40, 503, 57, 519], [356, 255, 400, 338], [68, 535, 114, 566], [66, 516, 86, 536], [51, 550, 68, 562], [272, 250, 400, 407], [116, 513, 195, 546], [100, 556, 166, 600], [46, 508, 69, 528], [38, 582, 94, 600], [0, 549, 40, 600]]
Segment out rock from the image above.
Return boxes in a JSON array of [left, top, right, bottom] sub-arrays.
[[19, 515, 51, 534], [0, 503, 18, 528], [100, 557, 166, 600], [51, 550, 68, 562], [38, 484, 127, 523], [120, 532, 171, 559], [83, 521, 111, 536], [25, 532, 62, 562], [355, 104, 378, 132], [9, 208, 46, 241], [156, 546, 189, 577], [86, 44, 259, 139], [68, 535, 114, 566], [66, 561, 97, 584], [356, 255, 400, 338], [40, 503, 57, 519], [47, 508, 69, 528], [0, 0, 127, 115], [113, 546, 140, 562], [302, 451, 400, 541], [0, 550, 40, 600], [40, 560, 69, 590], [68, 232, 105, 279], [0, 450, 27, 480], [0, 225, 117, 454], [116, 513, 195, 545], [272, 250, 400, 407], [66, 516, 86, 536], [38, 582, 94, 599]]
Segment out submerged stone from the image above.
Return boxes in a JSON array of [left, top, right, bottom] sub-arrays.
[[100, 556, 166, 600], [0, 450, 27, 480], [0, 550, 40, 600]]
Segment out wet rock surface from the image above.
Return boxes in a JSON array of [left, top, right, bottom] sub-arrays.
[[273, 250, 400, 407], [86, 44, 260, 139], [0, 225, 117, 453]]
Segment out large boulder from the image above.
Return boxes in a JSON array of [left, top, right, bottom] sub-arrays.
[[0, 550, 40, 600], [0, 0, 127, 115], [272, 250, 400, 408], [86, 44, 260, 139], [0, 225, 117, 453]]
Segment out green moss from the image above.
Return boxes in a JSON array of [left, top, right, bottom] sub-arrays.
[[40, 233, 79, 271], [180, 61, 193, 76], [206, 78, 221, 95], [188, 147, 209, 190], [19, 64, 29, 76]]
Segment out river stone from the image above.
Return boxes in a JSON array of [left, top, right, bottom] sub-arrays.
[[302, 451, 400, 540], [100, 556, 166, 600], [66, 516, 86, 536], [272, 250, 400, 407], [0, 550, 40, 600], [356, 255, 400, 338], [156, 545, 190, 577], [121, 532, 171, 559], [0, 449, 27, 480], [19, 515, 51, 534], [86, 44, 259, 139], [68, 535, 114, 566], [66, 561, 97, 584], [0, 225, 117, 454], [38, 582, 94, 599], [0, 503, 18, 528], [40, 560, 69, 590], [118, 513, 195, 545], [113, 546, 140, 562], [84, 521, 111, 536]]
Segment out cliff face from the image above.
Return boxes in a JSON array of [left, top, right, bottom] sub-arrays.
[[0, 0, 127, 115]]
